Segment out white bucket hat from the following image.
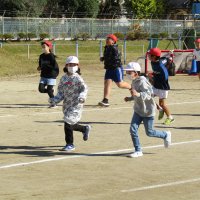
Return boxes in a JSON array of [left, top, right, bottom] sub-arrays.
[[66, 56, 79, 64], [124, 62, 141, 72]]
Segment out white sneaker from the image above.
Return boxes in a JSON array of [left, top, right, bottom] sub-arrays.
[[164, 131, 171, 148], [128, 151, 143, 158], [60, 144, 75, 152]]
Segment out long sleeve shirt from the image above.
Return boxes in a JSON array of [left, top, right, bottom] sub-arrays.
[[52, 73, 88, 124]]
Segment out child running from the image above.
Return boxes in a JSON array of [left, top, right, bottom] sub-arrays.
[[49, 56, 91, 152], [193, 38, 200, 80], [37, 40, 59, 108], [124, 62, 171, 158], [148, 48, 174, 125], [98, 34, 131, 107]]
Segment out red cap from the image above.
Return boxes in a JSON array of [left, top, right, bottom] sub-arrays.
[[107, 34, 118, 43], [195, 38, 200, 43], [149, 48, 161, 57], [41, 40, 53, 49]]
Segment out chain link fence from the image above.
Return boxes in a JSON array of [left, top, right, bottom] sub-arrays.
[[1, 17, 200, 39]]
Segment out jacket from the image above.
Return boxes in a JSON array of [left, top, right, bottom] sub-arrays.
[[102, 44, 122, 69], [51, 73, 88, 124], [131, 76, 156, 117], [151, 60, 170, 90], [39, 53, 59, 79]]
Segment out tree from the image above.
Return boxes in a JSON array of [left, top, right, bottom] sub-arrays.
[[124, 0, 166, 18], [59, 0, 99, 17], [0, 0, 47, 17], [99, 0, 123, 18]]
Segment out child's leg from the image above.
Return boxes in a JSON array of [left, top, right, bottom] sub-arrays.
[[159, 98, 171, 118], [129, 112, 143, 152], [143, 116, 167, 139], [103, 79, 112, 100], [143, 116, 171, 148], [38, 83, 47, 93], [47, 85, 54, 98], [71, 123, 91, 141], [64, 122, 74, 145]]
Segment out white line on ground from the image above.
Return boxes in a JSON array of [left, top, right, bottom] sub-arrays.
[[121, 177, 200, 193], [0, 139, 200, 170], [0, 100, 200, 118]]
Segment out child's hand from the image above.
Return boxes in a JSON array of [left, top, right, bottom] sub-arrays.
[[79, 98, 85, 104], [124, 97, 130, 102], [100, 57, 104, 62], [37, 66, 41, 71], [124, 97, 134, 102], [130, 89, 140, 97]]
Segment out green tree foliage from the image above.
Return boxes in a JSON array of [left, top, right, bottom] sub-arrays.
[[0, 0, 47, 17], [99, 0, 123, 18], [59, 0, 99, 17], [124, 0, 166, 18]]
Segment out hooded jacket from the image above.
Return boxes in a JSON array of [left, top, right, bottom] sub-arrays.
[[131, 76, 156, 117]]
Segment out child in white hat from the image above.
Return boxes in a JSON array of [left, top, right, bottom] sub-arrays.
[[49, 56, 91, 152], [124, 62, 171, 158]]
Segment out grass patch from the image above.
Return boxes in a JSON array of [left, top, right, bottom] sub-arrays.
[[0, 39, 179, 77]]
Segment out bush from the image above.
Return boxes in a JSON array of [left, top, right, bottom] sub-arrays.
[[3, 33, 14, 41], [76, 32, 90, 41], [27, 33, 37, 40], [0, 34, 3, 41], [18, 32, 26, 40], [126, 31, 135, 40], [151, 34, 159, 38], [39, 33, 49, 40], [159, 32, 168, 39], [171, 33, 178, 39], [113, 32, 125, 40]]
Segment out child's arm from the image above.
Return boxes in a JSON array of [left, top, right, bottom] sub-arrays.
[[78, 77, 88, 103], [49, 78, 64, 104]]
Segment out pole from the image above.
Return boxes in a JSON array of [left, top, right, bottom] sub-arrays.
[[123, 39, 127, 65], [99, 40, 103, 58], [76, 40, 78, 58], [27, 44, 30, 59]]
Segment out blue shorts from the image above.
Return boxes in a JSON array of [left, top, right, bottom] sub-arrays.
[[39, 77, 56, 86], [105, 67, 124, 82], [196, 61, 200, 73]]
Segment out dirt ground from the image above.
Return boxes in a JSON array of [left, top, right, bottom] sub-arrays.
[[0, 69, 200, 200]]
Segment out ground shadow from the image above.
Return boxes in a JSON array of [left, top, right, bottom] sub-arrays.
[[0, 145, 153, 157], [0, 104, 62, 108], [35, 120, 129, 125]]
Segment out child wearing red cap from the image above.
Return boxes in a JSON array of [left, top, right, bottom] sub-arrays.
[[193, 38, 200, 80], [98, 34, 131, 106], [148, 48, 174, 125], [37, 40, 59, 108]]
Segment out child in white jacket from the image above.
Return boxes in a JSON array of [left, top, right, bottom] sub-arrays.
[[124, 62, 171, 158], [49, 56, 91, 152]]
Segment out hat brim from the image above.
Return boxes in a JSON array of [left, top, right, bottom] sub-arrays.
[[123, 68, 135, 71]]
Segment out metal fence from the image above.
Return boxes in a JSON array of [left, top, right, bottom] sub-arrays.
[[1, 17, 200, 39]]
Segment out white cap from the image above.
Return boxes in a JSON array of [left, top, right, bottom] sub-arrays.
[[66, 56, 79, 64], [124, 62, 141, 72]]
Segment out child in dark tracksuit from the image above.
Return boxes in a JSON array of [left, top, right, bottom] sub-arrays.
[[37, 40, 59, 107], [98, 34, 131, 107]]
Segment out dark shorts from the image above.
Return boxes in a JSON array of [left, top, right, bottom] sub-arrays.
[[105, 67, 124, 82], [196, 61, 200, 73]]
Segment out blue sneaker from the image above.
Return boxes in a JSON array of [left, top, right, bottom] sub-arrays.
[[83, 125, 91, 141], [61, 144, 75, 152]]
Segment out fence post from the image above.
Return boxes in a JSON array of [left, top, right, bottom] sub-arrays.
[[99, 40, 103, 58], [53, 41, 56, 55], [76, 40, 78, 57], [123, 39, 127, 65], [27, 44, 30, 59]]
